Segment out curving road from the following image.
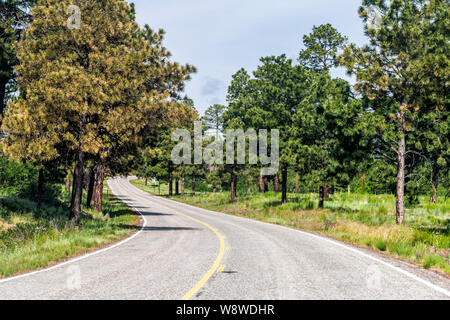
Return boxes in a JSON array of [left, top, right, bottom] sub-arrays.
[[0, 177, 449, 300]]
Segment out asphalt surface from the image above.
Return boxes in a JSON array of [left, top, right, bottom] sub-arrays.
[[0, 177, 449, 300]]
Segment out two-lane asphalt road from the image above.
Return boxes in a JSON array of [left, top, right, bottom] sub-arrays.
[[0, 177, 449, 299]]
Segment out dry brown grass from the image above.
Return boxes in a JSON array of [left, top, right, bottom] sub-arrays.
[[0, 222, 15, 231], [333, 220, 415, 243]]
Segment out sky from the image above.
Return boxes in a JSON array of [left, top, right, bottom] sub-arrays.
[[129, 0, 369, 116]]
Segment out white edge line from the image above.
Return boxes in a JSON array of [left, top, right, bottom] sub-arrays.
[[0, 179, 147, 285], [145, 188, 450, 298]]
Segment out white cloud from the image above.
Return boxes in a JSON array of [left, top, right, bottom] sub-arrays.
[[130, 0, 367, 115]]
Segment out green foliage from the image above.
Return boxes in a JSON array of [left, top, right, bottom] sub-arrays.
[[423, 255, 442, 269], [375, 239, 387, 251], [0, 220, 55, 251], [298, 23, 348, 72], [321, 213, 337, 230], [0, 0, 197, 222], [0, 187, 138, 277], [340, 0, 449, 222], [405, 184, 421, 208], [0, 0, 37, 120], [0, 156, 37, 197], [202, 104, 226, 133]]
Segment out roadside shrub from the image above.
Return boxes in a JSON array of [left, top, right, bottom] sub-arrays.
[[0, 220, 60, 251], [423, 255, 442, 269], [390, 242, 412, 256], [0, 157, 38, 198], [374, 239, 387, 251], [413, 229, 450, 249], [377, 205, 388, 215], [405, 185, 420, 208], [0, 204, 10, 220], [355, 185, 371, 194], [297, 199, 316, 210], [321, 214, 337, 231], [0, 197, 36, 214]]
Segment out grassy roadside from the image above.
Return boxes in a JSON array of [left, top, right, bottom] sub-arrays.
[[0, 186, 139, 278], [131, 179, 450, 275]]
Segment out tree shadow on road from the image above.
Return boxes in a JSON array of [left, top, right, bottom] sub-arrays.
[[118, 224, 201, 232]]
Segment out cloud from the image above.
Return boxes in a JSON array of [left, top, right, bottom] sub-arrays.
[[130, 0, 366, 116], [201, 77, 224, 96]]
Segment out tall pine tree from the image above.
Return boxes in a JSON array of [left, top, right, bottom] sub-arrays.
[[2, 0, 170, 224]]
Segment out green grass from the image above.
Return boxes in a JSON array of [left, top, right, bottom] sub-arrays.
[[0, 186, 139, 278], [131, 179, 450, 274]]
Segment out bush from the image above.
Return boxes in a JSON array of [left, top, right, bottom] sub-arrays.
[[390, 242, 412, 256], [0, 220, 60, 251], [413, 229, 450, 249], [355, 185, 372, 194], [0, 157, 38, 198], [321, 214, 337, 231], [377, 205, 388, 215], [423, 255, 442, 269], [405, 184, 420, 208], [374, 239, 387, 251]]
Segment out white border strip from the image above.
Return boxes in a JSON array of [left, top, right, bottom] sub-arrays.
[[0, 179, 147, 284]]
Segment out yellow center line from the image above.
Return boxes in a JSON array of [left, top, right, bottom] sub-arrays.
[[119, 181, 225, 300], [217, 264, 226, 273]]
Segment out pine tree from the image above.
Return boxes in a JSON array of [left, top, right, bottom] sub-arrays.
[[297, 24, 364, 205], [203, 104, 225, 135], [298, 23, 348, 73], [340, 0, 448, 223], [409, 0, 449, 203], [1, 0, 170, 225], [0, 0, 36, 125], [225, 56, 312, 204]]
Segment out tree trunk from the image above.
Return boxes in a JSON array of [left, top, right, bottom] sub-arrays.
[[230, 170, 237, 203], [259, 170, 264, 193], [145, 178, 148, 186], [281, 167, 288, 204], [176, 180, 179, 195], [93, 164, 105, 213], [264, 177, 268, 193], [430, 165, 439, 204], [396, 134, 406, 224], [169, 180, 173, 196], [324, 182, 329, 199], [69, 148, 85, 225], [296, 172, 299, 194], [274, 175, 279, 192], [0, 78, 6, 127], [319, 186, 324, 209], [181, 176, 185, 198], [86, 165, 95, 207], [65, 179, 72, 192], [192, 175, 196, 196], [37, 167, 44, 209]]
